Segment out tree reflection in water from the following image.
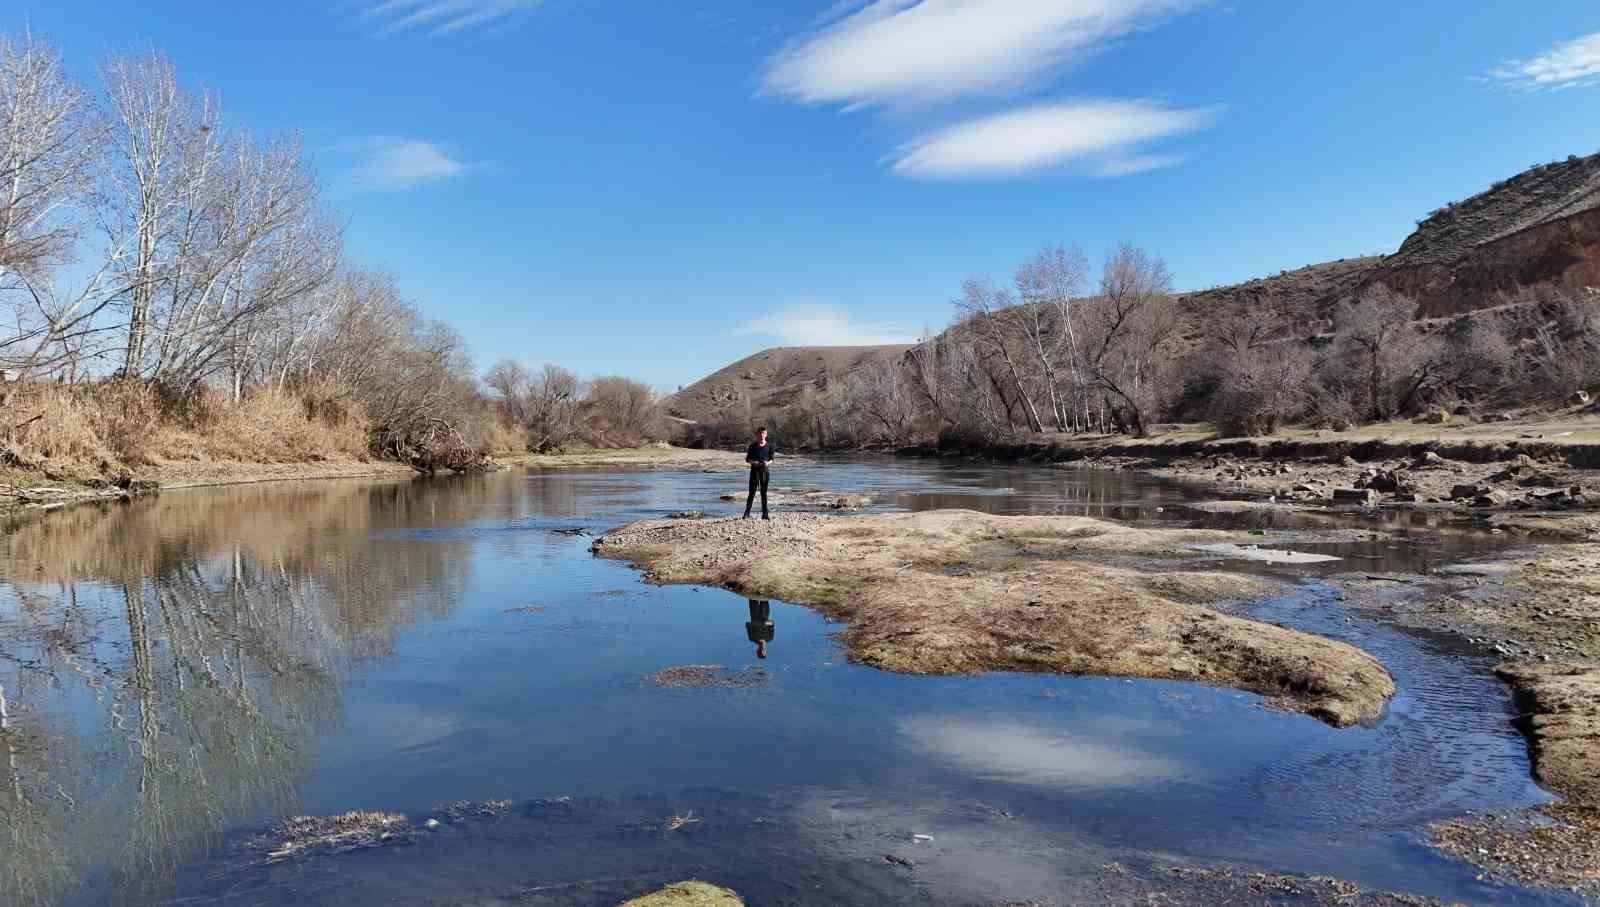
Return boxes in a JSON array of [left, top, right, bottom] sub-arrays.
[[0, 478, 475, 905]]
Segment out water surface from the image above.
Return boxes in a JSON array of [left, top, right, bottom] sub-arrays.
[[0, 458, 1577, 905]]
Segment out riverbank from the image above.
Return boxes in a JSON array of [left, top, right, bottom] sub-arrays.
[[899, 416, 1600, 514], [509, 444, 759, 472], [592, 510, 1396, 727], [1, 444, 746, 517], [1, 456, 417, 515]]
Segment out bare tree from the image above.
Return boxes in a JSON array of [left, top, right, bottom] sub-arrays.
[[955, 278, 1043, 434], [1014, 244, 1089, 432], [1331, 286, 1432, 420], [0, 32, 106, 385], [0, 33, 99, 282], [1080, 244, 1179, 436], [100, 50, 227, 379], [584, 375, 658, 444], [851, 358, 917, 443]]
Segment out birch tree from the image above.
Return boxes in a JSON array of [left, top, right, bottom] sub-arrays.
[[1014, 244, 1089, 432]]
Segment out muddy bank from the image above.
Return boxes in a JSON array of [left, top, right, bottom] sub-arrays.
[[592, 510, 1396, 726]]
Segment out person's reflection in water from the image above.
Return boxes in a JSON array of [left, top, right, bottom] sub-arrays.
[[746, 599, 774, 659]]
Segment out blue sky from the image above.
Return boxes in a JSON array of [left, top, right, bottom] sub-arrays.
[[11, 1, 1600, 389]]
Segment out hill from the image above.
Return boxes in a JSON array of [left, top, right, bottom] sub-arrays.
[[669, 150, 1600, 434], [1380, 151, 1600, 315], [664, 345, 911, 426]]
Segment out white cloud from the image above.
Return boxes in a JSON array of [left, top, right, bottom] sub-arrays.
[[889, 100, 1213, 179], [339, 137, 465, 191], [1485, 31, 1600, 91], [731, 302, 916, 346], [763, 0, 1203, 109], [361, 0, 542, 37]]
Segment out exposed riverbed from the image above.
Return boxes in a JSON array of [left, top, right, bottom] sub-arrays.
[[0, 456, 1590, 905]]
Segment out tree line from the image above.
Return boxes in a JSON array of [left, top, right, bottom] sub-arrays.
[[747, 245, 1600, 450], [0, 32, 662, 471]]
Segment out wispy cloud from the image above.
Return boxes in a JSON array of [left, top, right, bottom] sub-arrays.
[[1484, 31, 1600, 91], [731, 302, 916, 346], [360, 0, 542, 37], [763, 0, 1204, 109], [338, 137, 465, 191], [890, 100, 1213, 179]]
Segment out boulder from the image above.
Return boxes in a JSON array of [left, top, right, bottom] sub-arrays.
[[1333, 488, 1380, 506], [1471, 490, 1512, 507], [1420, 408, 1452, 424], [1364, 470, 1412, 494], [1451, 483, 1492, 500]]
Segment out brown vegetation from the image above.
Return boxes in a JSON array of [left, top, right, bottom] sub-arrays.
[[593, 510, 1396, 726], [619, 881, 744, 907]]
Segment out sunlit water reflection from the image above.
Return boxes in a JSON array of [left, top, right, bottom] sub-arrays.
[[0, 458, 1579, 906]]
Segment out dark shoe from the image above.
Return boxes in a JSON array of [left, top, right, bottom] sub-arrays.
[[762, 514, 770, 520]]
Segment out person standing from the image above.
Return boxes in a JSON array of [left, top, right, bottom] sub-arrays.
[[744, 426, 775, 520]]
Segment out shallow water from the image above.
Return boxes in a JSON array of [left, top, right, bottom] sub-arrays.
[[0, 458, 1580, 906]]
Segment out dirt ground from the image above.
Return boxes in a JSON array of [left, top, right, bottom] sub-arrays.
[[593, 510, 1396, 727]]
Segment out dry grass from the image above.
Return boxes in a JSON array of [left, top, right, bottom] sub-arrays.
[[481, 417, 527, 457], [594, 510, 1397, 726], [3, 378, 371, 478], [620, 881, 743, 907]]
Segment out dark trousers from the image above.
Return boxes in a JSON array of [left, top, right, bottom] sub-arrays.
[[745, 464, 769, 518]]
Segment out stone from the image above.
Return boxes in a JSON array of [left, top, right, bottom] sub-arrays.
[[1333, 488, 1380, 506], [1364, 470, 1411, 494], [1472, 490, 1512, 507], [1390, 492, 1419, 503], [1415, 451, 1445, 467], [1339, 455, 1359, 467], [1420, 407, 1452, 424], [1451, 483, 1492, 500]]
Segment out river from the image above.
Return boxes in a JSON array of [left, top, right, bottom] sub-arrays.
[[0, 457, 1581, 905]]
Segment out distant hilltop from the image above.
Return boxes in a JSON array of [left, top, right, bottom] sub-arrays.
[[666, 345, 910, 428], [669, 150, 1600, 426]]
